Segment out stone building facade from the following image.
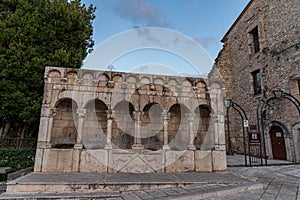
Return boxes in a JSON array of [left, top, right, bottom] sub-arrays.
[[34, 66, 226, 173], [212, 0, 300, 162]]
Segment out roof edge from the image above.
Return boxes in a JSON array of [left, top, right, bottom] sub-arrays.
[[221, 0, 254, 43]]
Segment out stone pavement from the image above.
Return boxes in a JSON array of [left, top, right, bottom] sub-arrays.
[[1, 155, 299, 199], [213, 165, 300, 200], [227, 154, 293, 167]]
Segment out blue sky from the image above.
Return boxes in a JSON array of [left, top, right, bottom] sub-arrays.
[[81, 0, 250, 76]]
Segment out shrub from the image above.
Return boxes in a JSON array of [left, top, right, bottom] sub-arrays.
[[0, 148, 35, 172]]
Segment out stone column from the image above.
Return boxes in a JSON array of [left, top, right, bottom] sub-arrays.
[[46, 108, 57, 147], [209, 84, 226, 171], [74, 108, 86, 149], [186, 113, 196, 150], [161, 111, 170, 150], [132, 111, 144, 150], [105, 109, 115, 149], [35, 107, 56, 172]]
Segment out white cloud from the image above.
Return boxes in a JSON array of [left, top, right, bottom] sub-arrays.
[[194, 36, 217, 48], [112, 0, 169, 27]]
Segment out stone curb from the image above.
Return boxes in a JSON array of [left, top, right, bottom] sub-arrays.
[[0, 191, 121, 200], [0, 183, 263, 200]]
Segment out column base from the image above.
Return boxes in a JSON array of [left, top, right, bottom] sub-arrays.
[[74, 143, 83, 149], [104, 144, 113, 149], [188, 145, 196, 151], [162, 145, 170, 150]]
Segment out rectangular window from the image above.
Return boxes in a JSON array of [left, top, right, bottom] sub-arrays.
[[252, 70, 261, 94], [249, 26, 260, 53]]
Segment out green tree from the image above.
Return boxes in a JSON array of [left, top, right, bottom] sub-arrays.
[[0, 0, 96, 139]]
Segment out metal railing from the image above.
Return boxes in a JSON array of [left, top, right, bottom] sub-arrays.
[[0, 138, 37, 149]]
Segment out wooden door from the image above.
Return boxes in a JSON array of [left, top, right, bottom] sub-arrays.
[[270, 126, 287, 160]]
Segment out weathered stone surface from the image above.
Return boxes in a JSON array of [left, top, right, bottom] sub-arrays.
[[80, 150, 107, 172], [212, 0, 300, 162], [165, 150, 195, 172], [195, 150, 212, 172], [212, 150, 226, 172], [34, 67, 226, 173]]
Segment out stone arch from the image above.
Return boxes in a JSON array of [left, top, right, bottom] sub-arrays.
[[47, 69, 62, 83], [98, 73, 110, 87], [168, 103, 190, 150], [167, 79, 178, 92], [141, 103, 164, 150], [125, 75, 137, 90], [193, 105, 212, 150], [112, 73, 123, 88], [292, 122, 300, 162], [208, 79, 224, 89], [196, 80, 208, 96], [51, 98, 78, 148], [56, 91, 79, 109], [265, 121, 292, 161], [113, 100, 135, 149], [66, 71, 77, 85], [82, 99, 108, 149], [82, 72, 94, 85], [140, 76, 151, 84], [153, 78, 164, 86], [47, 69, 62, 78], [125, 75, 137, 83]]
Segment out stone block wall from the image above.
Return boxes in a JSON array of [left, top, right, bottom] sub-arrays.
[[212, 0, 300, 161]]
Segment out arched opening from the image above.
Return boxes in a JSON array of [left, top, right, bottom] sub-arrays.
[[269, 126, 287, 160], [82, 99, 108, 149], [194, 105, 211, 150], [51, 99, 77, 148], [113, 101, 135, 149], [141, 103, 164, 150], [168, 104, 189, 150]]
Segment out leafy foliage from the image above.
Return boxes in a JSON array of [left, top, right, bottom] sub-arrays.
[[0, 0, 95, 136], [0, 148, 35, 172]]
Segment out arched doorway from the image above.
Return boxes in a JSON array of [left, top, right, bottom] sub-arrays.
[[270, 126, 287, 160]]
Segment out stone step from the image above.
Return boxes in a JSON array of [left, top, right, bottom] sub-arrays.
[[5, 172, 250, 194], [0, 183, 263, 200]]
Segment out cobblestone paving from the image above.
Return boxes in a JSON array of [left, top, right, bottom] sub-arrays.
[[212, 165, 300, 200], [102, 165, 300, 200]]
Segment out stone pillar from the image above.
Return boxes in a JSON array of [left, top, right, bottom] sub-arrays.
[[161, 111, 170, 150], [46, 108, 57, 147], [209, 83, 226, 171], [74, 108, 86, 149], [186, 113, 196, 150], [132, 111, 144, 150], [105, 110, 115, 149], [35, 107, 56, 172]]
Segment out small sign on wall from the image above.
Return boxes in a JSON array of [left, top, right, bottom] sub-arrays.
[[249, 132, 261, 145], [276, 132, 282, 137], [243, 120, 249, 127]]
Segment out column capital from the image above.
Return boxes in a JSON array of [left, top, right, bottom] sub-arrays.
[[133, 111, 144, 121], [106, 109, 115, 119], [77, 109, 87, 118], [185, 113, 196, 121], [49, 108, 57, 117], [161, 111, 170, 121]]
